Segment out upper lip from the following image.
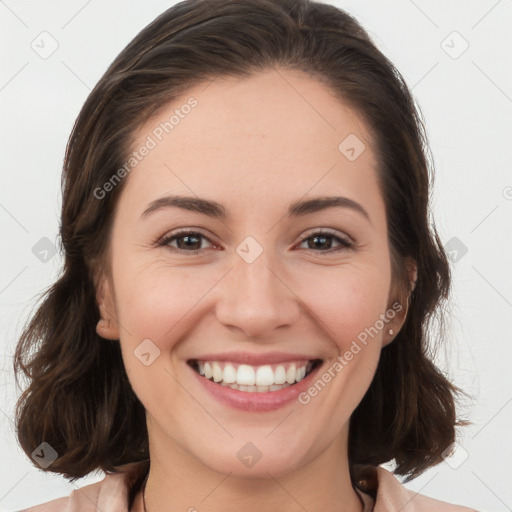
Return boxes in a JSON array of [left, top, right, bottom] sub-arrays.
[[188, 351, 322, 366]]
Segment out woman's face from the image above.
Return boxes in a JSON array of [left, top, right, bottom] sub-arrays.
[[98, 68, 406, 478]]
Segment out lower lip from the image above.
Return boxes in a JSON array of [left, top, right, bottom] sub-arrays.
[[189, 362, 323, 412]]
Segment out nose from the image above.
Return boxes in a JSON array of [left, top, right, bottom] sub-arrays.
[[215, 249, 301, 340]]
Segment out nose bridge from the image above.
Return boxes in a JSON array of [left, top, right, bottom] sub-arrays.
[[215, 239, 300, 337], [235, 245, 277, 297]]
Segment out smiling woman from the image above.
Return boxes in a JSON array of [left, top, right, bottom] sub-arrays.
[[13, 1, 478, 511]]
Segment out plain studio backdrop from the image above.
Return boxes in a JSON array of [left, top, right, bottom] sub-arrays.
[[1, 1, 511, 511]]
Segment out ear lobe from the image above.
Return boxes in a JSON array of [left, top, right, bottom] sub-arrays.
[[382, 259, 417, 347], [409, 263, 418, 292], [95, 274, 120, 341], [381, 297, 410, 347], [381, 302, 407, 347], [96, 303, 120, 340]]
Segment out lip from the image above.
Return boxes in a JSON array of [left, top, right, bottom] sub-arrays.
[[187, 351, 319, 366], [188, 358, 324, 412]]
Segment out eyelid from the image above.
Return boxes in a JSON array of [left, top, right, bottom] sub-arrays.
[[298, 227, 354, 245], [156, 228, 217, 250], [157, 226, 355, 255], [294, 228, 355, 255]]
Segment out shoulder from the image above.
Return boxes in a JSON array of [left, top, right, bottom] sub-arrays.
[[17, 495, 69, 512], [17, 462, 147, 512], [17, 479, 101, 511], [367, 466, 479, 511]]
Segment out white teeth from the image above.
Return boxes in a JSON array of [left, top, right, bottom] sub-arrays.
[[194, 360, 316, 390], [223, 364, 237, 384], [255, 365, 274, 386], [221, 382, 292, 392], [286, 363, 296, 384], [212, 362, 223, 382], [237, 364, 256, 385], [269, 384, 288, 391], [274, 365, 286, 384]]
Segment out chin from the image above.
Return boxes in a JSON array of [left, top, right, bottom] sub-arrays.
[[192, 436, 313, 479]]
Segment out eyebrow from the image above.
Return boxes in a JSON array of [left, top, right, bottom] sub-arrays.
[[140, 195, 371, 223]]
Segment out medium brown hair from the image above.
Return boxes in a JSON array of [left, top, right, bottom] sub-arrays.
[[14, 0, 464, 485]]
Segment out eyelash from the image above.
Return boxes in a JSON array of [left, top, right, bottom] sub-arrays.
[[156, 228, 354, 255]]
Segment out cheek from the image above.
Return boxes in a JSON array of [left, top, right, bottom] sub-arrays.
[[112, 263, 219, 402], [287, 265, 391, 445], [292, 262, 392, 351], [115, 265, 212, 343], [114, 254, 392, 352]]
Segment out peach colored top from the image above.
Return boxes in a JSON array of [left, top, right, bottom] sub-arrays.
[[18, 462, 479, 511]]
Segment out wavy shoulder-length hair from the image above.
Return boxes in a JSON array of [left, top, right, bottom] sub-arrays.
[[14, 0, 464, 487]]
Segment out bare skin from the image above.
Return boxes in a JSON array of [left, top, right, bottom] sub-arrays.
[[96, 67, 415, 512]]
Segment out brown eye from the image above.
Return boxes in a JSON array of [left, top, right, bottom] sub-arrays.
[[298, 230, 353, 254], [159, 230, 214, 254]]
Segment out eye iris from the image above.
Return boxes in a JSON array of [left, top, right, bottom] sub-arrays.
[[178, 234, 201, 250], [309, 234, 331, 250]]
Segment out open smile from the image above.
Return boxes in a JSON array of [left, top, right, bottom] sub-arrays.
[[187, 356, 324, 411], [188, 359, 323, 393]]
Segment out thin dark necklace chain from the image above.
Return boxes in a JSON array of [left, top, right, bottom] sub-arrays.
[[141, 474, 367, 512]]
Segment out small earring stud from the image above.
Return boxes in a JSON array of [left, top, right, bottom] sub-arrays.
[[388, 328, 394, 336]]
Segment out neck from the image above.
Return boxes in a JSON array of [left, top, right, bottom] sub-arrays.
[[143, 427, 363, 512]]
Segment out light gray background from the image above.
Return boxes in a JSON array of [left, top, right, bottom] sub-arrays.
[[1, 1, 511, 510]]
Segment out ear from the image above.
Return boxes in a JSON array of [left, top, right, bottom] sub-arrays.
[[382, 258, 417, 347], [95, 271, 120, 341]]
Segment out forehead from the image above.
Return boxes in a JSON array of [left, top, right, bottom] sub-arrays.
[[121, 68, 381, 217]]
